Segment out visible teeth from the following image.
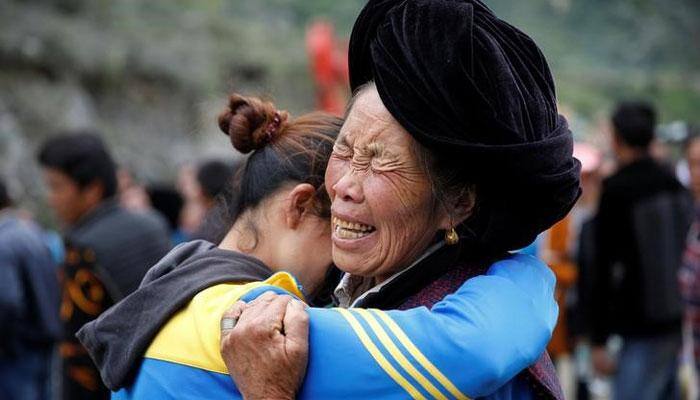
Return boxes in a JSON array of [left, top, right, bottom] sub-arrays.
[[335, 226, 368, 239], [332, 217, 375, 235]]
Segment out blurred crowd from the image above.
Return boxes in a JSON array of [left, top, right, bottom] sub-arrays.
[[1, 99, 699, 400], [524, 102, 700, 400], [0, 133, 238, 400]]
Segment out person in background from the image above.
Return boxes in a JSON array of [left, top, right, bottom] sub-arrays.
[[118, 170, 187, 246], [196, 160, 236, 211], [683, 126, 700, 203], [306, 20, 350, 115], [176, 160, 236, 240], [117, 169, 151, 213], [568, 143, 605, 399], [176, 163, 206, 238], [146, 184, 187, 245], [591, 101, 693, 400], [541, 142, 603, 399], [0, 178, 61, 400], [37, 132, 171, 400], [679, 125, 700, 375], [191, 159, 238, 240], [175, 159, 239, 242]]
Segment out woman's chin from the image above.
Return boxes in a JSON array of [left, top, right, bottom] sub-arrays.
[[331, 230, 378, 274]]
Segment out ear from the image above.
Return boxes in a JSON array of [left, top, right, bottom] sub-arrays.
[[284, 183, 317, 230], [437, 186, 476, 230]]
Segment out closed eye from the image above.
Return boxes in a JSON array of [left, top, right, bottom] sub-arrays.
[[366, 142, 384, 158], [370, 148, 403, 172], [332, 143, 353, 159]]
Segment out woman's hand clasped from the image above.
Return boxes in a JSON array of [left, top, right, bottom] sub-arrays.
[[220, 292, 310, 400]]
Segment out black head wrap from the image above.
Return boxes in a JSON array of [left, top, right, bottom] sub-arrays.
[[349, 0, 581, 253]]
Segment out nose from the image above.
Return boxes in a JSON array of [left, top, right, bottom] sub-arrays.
[[332, 170, 364, 204]]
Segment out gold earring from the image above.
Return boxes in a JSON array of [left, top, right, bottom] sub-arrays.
[[445, 227, 459, 245]]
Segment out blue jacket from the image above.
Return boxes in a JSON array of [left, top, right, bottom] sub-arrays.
[[113, 253, 556, 399], [0, 212, 60, 353]]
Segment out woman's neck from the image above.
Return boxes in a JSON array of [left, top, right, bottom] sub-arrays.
[[218, 228, 241, 253], [220, 228, 324, 300], [219, 227, 275, 270]]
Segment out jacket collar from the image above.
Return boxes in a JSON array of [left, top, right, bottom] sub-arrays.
[[333, 240, 462, 308], [67, 198, 120, 234]]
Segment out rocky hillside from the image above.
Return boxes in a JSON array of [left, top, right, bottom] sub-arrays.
[[1, 0, 697, 221]]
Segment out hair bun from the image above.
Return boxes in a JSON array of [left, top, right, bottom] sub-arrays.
[[217, 94, 289, 154]]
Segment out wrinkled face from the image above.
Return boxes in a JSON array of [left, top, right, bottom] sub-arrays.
[[325, 87, 447, 281], [42, 169, 92, 227]]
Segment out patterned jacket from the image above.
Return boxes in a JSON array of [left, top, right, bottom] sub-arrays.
[[679, 214, 700, 370]]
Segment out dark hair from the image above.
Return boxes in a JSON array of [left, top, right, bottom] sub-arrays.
[[37, 132, 118, 199], [196, 160, 236, 201], [147, 184, 184, 231], [611, 101, 657, 149], [0, 178, 10, 209], [209, 93, 341, 245]]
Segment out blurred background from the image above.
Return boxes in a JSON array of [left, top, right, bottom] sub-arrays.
[[1, 1, 699, 399], [1, 0, 698, 226]]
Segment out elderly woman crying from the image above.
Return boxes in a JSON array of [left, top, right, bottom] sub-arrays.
[[327, 82, 478, 297], [222, 0, 580, 399]]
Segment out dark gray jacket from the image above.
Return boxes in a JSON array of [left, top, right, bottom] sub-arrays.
[[66, 200, 171, 301], [77, 240, 272, 390]]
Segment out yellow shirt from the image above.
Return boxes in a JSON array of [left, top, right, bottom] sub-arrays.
[[144, 272, 305, 374]]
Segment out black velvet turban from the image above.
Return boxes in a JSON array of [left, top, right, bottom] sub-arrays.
[[349, 0, 582, 253]]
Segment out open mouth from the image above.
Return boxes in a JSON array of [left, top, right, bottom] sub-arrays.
[[333, 216, 376, 240]]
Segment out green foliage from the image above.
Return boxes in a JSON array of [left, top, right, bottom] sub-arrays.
[[488, 0, 700, 123]]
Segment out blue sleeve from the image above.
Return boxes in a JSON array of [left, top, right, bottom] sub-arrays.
[[119, 254, 555, 400], [0, 243, 23, 336], [20, 234, 61, 340], [295, 253, 556, 399]]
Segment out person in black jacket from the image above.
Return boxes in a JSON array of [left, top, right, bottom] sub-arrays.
[[37, 133, 171, 400], [591, 101, 692, 400]]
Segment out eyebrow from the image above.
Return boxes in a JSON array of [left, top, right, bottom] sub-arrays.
[[336, 133, 350, 147], [364, 141, 385, 155]]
